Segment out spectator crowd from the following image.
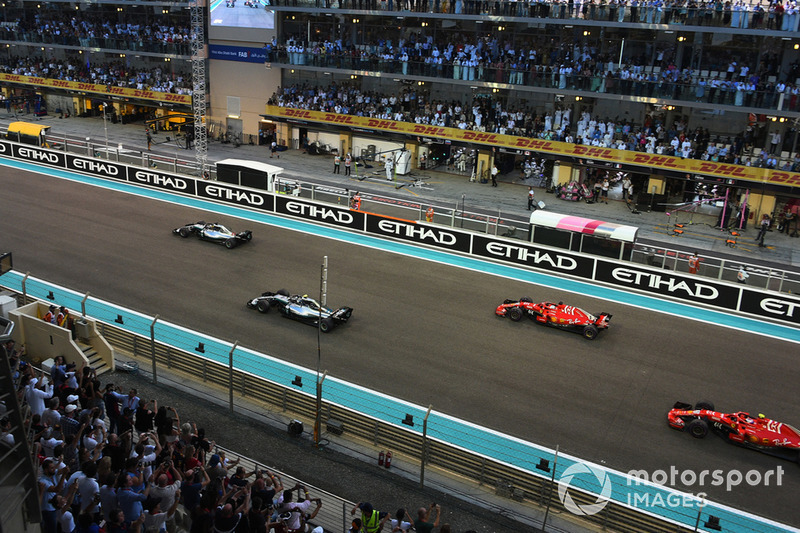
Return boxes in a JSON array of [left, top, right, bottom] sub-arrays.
[[272, 32, 798, 112], [273, 0, 800, 31], [0, 13, 191, 55], [3, 340, 324, 533], [1, 332, 465, 533], [270, 82, 800, 171], [0, 56, 193, 96]]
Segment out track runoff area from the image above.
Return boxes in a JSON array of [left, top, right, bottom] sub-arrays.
[[2, 158, 799, 532]]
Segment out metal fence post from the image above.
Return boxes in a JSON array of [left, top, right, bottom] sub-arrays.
[[229, 342, 238, 413], [150, 315, 159, 385], [80, 292, 90, 317], [21, 272, 29, 303], [419, 405, 433, 488], [542, 445, 559, 531]]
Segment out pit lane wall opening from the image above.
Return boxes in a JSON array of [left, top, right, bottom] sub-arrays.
[[0, 139, 798, 328]]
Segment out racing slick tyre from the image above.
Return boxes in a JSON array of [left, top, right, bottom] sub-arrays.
[[277, 289, 290, 296], [225, 238, 237, 249], [687, 419, 709, 439], [520, 297, 533, 303], [179, 227, 190, 238], [245, 233, 253, 241], [582, 325, 599, 340], [508, 307, 524, 322], [256, 300, 270, 314], [319, 318, 334, 333], [695, 401, 715, 411]]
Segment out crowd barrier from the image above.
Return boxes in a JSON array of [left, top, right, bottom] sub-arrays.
[[0, 138, 798, 328], [6, 125, 800, 295], [1, 275, 797, 533]]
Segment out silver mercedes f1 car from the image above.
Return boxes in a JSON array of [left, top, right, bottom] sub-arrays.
[[173, 221, 252, 249], [246, 289, 353, 332]]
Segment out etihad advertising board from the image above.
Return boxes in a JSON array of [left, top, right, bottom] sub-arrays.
[[1, 141, 798, 327]]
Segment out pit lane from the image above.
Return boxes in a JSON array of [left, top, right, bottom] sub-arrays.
[[2, 165, 798, 527]]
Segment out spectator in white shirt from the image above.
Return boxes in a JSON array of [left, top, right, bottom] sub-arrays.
[[24, 375, 53, 417]]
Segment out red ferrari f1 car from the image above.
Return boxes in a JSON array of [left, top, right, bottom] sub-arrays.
[[495, 298, 611, 340], [668, 401, 800, 462]]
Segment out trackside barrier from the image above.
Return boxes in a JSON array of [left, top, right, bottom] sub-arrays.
[[0, 140, 798, 327], [39, 126, 800, 294], [2, 275, 797, 533]]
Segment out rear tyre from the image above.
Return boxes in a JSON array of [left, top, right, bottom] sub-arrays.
[[687, 419, 709, 439], [277, 289, 290, 296], [582, 325, 599, 340], [520, 297, 533, 303], [508, 307, 524, 322], [695, 401, 715, 411], [179, 228, 190, 238], [225, 238, 236, 249], [256, 300, 270, 313], [319, 318, 334, 333]]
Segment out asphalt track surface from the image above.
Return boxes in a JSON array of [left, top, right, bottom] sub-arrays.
[[3, 165, 799, 526]]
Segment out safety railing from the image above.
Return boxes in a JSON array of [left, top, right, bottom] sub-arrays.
[[3, 277, 796, 533], [85, 311, 705, 533], [5, 128, 800, 295]]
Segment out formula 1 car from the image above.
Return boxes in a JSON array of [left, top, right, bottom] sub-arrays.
[[246, 289, 353, 332], [495, 298, 611, 340], [173, 221, 252, 249], [667, 401, 800, 462]]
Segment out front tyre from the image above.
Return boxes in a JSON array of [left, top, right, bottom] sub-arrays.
[[508, 307, 524, 322], [687, 419, 709, 439], [256, 300, 270, 313], [582, 325, 599, 340], [179, 227, 190, 238]]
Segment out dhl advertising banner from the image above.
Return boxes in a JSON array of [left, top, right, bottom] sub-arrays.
[[0, 73, 191, 106], [266, 105, 800, 189]]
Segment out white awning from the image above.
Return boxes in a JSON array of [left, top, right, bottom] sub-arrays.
[[529, 210, 638, 243]]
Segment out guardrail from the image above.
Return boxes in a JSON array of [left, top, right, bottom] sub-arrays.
[[2, 139, 799, 329], [2, 275, 797, 533], [8, 127, 799, 294]]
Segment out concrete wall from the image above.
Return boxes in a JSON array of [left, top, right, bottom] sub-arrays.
[[9, 302, 114, 373], [208, 55, 282, 138]]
